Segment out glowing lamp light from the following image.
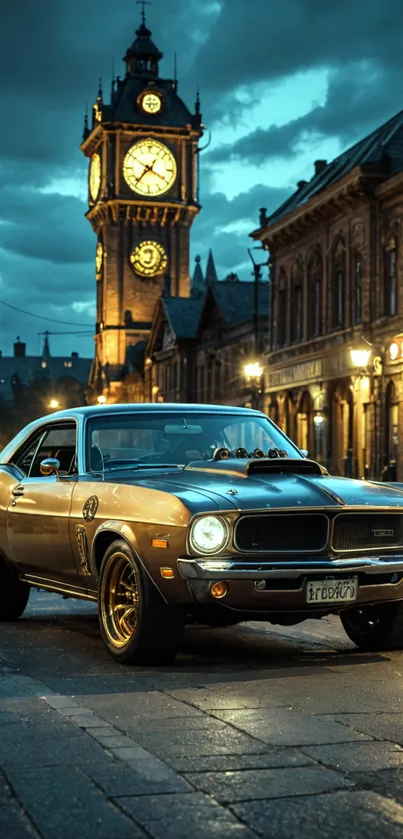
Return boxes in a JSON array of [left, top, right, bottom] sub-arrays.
[[97, 395, 107, 405], [49, 399, 59, 410], [313, 415, 324, 425], [244, 362, 264, 379], [390, 342, 399, 361], [350, 341, 372, 369]]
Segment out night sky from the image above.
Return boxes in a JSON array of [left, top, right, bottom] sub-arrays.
[[0, 0, 402, 358]]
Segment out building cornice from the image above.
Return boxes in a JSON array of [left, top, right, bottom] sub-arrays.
[[251, 166, 385, 248]]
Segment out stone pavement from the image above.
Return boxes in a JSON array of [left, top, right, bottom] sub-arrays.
[[1, 591, 403, 837]]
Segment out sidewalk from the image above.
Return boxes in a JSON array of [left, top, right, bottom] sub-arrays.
[[2, 592, 403, 838]]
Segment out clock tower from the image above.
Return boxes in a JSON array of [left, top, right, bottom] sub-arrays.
[[81, 7, 203, 401]]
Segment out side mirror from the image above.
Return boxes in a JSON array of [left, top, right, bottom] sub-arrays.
[[300, 449, 309, 458], [40, 458, 60, 476]]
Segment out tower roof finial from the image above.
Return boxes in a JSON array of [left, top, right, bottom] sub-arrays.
[[136, 0, 151, 27], [195, 84, 201, 115]]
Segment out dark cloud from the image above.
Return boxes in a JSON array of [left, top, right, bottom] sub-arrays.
[[207, 63, 403, 166], [0, 0, 402, 359], [190, 0, 403, 99]]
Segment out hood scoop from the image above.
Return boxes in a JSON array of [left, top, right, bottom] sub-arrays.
[[185, 457, 326, 479]]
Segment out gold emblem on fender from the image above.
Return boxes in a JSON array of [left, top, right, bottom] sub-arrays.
[[83, 496, 99, 522], [76, 525, 91, 576]]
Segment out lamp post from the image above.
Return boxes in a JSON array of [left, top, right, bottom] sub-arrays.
[[248, 247, 269, 357], [349, 338, 373, 479], [244, 361, 264, 410]]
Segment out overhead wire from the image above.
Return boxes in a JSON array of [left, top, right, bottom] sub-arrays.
[[0, 300, 94, 328]]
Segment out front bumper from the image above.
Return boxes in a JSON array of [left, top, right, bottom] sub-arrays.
[[177, 554, 403, 613]]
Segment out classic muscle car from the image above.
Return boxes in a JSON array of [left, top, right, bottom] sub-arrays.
[[2, 403, 403, 664]]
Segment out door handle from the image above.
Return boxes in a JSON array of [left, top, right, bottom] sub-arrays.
[[12, 486, 25, 497]]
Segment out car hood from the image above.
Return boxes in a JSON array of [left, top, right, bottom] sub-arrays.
[[106, 459, 403, 513]]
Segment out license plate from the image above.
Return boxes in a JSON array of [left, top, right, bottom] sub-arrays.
[[306, 577, 358, 604]]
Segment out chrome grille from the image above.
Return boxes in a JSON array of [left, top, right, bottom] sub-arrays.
[[235, 514, 328, 553], [333, 514, 403, 551]]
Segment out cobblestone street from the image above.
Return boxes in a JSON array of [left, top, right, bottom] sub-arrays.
[[2, 591, 403, 838]]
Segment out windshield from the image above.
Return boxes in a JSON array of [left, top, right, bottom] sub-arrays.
[[86, 412, 301, 471]]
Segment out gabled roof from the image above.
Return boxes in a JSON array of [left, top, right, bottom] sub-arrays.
[[208, 281, 269, 328], [267, 109, 403, 225], [163, 295, 206, 340]]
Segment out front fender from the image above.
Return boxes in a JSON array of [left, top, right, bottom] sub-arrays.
[[91, 519, 191, 605]]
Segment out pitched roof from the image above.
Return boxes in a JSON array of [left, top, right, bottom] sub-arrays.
[[162, 295, 205, 340], [209, 280, 269, 328], [205, 249, 218, 282], [101, 76, 194, 128], [268, 109, 403, 225]]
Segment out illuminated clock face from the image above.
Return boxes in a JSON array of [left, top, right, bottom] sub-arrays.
[[123, 139, 176, 196], [130, 241, 168, 277], [89, 153, 101, 201], [141, 92, 162, 114], [95, 241, 103, 275]]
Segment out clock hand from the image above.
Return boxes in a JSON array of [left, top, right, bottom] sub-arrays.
[[134, 157, 158, 185]]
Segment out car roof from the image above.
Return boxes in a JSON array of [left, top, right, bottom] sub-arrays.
[[43, 403, 265, 421]]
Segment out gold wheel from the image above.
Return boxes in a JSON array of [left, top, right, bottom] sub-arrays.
[[100, 552, 139, 648]]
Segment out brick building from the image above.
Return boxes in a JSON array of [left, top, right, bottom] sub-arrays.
[[252, 110, 403, 479], [145, 265, 269, 406]]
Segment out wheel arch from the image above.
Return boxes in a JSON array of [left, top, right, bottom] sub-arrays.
[[91, 521, 140, 578], [91, 522, 168, 602]]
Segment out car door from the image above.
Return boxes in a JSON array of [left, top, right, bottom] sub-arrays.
[[6, 421, 80, 586]]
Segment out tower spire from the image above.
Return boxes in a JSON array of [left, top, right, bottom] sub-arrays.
[[124, 1, 162, 77], [82, 101, 89, 140], [195, 84, 201, 115], [136, 0, 151, 27]]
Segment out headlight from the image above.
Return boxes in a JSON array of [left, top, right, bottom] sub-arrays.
[[190, 516, 229, 555]]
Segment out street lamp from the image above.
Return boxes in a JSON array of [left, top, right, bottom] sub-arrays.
[[49, 399, 59, 410], [244, 361, 264, 410], [97, 395, 107, 405], [350, 338, 372, 370]]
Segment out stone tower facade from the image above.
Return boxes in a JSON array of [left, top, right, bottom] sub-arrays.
[[82, 11, 203, 401]]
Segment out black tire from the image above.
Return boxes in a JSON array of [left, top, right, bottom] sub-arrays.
[[97, 539, 184, 665], [340, 601, 403, 651], [0, 561, 30, 621]]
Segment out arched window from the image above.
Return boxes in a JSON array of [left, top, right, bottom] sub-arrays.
[[307, 249, 322, 337], [331, 236, 345, 329], [291, 260, 304, 343], [351, 252, 362, 324], [297, 391, 311, 451], [277, 269, 288, 347], [384, 381, 398, 479], [384, 236, 398, 316]]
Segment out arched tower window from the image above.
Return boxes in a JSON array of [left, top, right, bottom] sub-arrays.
[[277, 269, 288, 347], [291, 260, 304, 343], [331, 236, 345, 329], [384, 236, 398, 316], [307, 249, 322, 337]]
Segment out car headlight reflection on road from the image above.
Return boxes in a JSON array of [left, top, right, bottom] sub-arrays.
[[190, 515, 229, 555]]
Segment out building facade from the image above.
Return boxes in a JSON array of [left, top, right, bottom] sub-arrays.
[[252, 111, 403, 479], [146, 272, 269, 406], [82, 11, 203, 403]]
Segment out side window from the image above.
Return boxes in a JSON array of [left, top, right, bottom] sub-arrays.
[[11, 424, 77, 478], [30, 425, 77, 477], [11, 431, 45, 477]]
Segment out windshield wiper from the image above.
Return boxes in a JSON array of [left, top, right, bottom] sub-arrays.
[[100, 463, 183, 473]]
